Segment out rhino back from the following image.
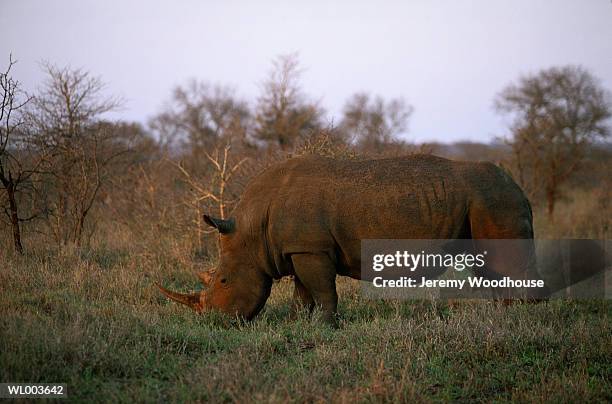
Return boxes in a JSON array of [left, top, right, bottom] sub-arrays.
[[235, 155, 529, 277]]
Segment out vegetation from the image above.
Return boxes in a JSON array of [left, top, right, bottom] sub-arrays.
[[0, 53, 610, 402], [495, 65, 611, 219], [1, 231, 610, 402]]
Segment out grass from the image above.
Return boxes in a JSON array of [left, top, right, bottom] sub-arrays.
[[1, 245, 610, 403]]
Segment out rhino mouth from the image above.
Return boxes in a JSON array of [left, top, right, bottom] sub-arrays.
[[157, 275, 272, 320]]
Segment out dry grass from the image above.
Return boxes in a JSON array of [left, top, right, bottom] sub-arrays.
[[533, 186, 611, 239], [0, 175, 610, 403], [1, 241, 610, 403]]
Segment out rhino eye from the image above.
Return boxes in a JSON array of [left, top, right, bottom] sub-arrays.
[[220, 278, 227, 284]]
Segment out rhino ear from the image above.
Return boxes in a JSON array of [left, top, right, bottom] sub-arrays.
[[203, 215, 235, 234]]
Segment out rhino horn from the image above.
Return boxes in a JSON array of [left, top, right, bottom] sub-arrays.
[[203, 215, 235, 234], [156, 283, 205, 312]]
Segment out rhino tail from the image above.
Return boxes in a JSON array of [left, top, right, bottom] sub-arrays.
[[156, 283, 204, 312]]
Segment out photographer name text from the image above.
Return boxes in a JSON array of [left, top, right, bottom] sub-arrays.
[[372, 276, 544, 289]]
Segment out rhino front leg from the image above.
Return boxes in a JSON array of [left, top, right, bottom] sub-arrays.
[[290, 276, 315, 318], [291, 253, 338, 327]]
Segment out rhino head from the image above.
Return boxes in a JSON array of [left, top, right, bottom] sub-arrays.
[[157, 214, 272, 320]]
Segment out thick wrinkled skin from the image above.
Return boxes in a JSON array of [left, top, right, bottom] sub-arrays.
[[159, 154, 538, 326]]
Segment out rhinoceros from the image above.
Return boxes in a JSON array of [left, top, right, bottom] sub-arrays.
[[158, 154, 540, 326]]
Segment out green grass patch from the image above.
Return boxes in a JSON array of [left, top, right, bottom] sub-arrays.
[[1, 249, 610, 402]]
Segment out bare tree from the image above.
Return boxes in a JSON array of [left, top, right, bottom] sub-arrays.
[[150, 80, 251, 160], [173, 142, 248, 254], [339, 92, 413, 151], [495, 65, 611, 219], [254, 53, 323, 150], [0, 55, 41, 254], [25, 63, 131, 246]]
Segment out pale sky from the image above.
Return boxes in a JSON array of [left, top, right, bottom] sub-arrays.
[[1, 0, 611, 143]]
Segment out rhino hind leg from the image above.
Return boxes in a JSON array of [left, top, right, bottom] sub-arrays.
[[469, 205, 549, 299], [291, 253, 339, 328], [290, 276, 315, 319]]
